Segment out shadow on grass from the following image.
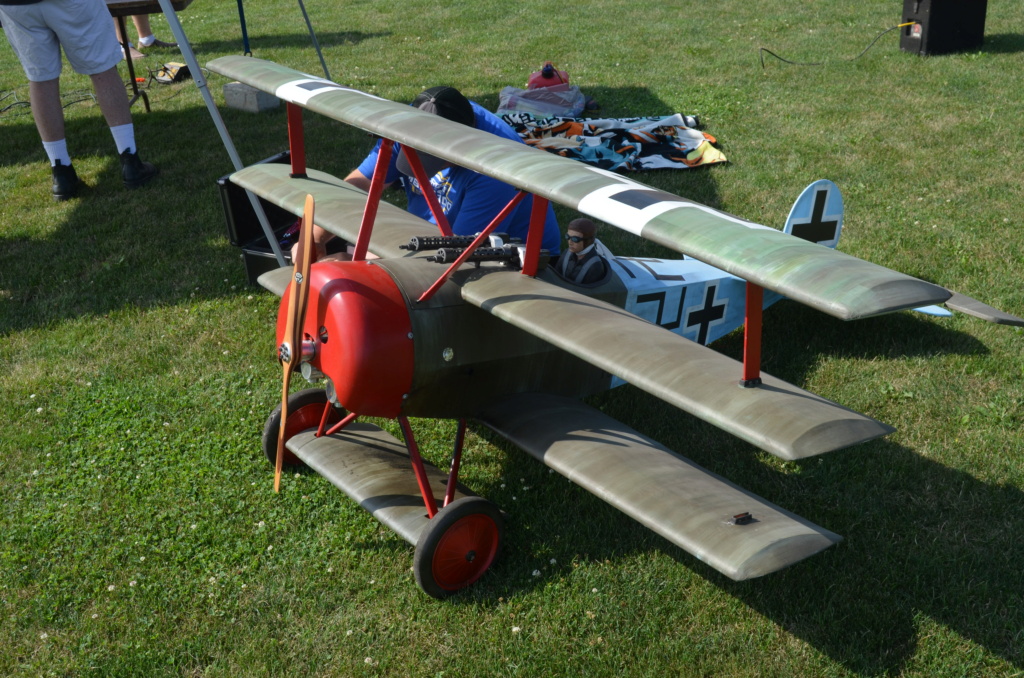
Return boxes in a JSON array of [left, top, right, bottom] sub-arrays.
[[0, 101, 369, 336], [717, 308, 1019, 672], [715, 298, 995, 384], [459, 302, 1018, 673], [187, 30, 392, 58], [467, 381, 1021, 674], [982, 33, 1024, 55], [729, 439, 1024, 675]]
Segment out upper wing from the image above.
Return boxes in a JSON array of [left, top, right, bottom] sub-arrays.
[[457, 269, 893, 460], [207, 56, 951, 321]]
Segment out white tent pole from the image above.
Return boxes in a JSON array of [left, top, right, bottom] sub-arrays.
[[155, 0, 287, 266]]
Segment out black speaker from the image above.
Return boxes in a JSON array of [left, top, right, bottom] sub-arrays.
[[900, 0, 988, 55]]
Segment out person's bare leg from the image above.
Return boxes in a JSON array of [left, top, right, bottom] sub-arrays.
[[90, 66, 158, 187], [28, 78, 65, 142], [112, 16, 145, 58], [30, 78, 80, 198], [131, 14, 153, 41], [90, 66, 132, 128], [132, 13, 175, 47]]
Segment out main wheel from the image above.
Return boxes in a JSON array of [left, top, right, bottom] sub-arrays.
[[261, 388, 344, 470], [414, 496, 504, 599]]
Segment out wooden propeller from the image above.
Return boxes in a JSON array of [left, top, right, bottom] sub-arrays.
[[274, 194, 316, 492]]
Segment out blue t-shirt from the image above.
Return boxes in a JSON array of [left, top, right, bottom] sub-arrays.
[[357, 102, 561, 255]]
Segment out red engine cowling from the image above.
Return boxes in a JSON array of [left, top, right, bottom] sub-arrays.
[[276, 260, 414, 418]]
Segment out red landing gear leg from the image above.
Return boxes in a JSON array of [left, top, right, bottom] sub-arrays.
[[443, 419, 467, 508], [398, 416, 439, 518], [399, 417, 504, 599]]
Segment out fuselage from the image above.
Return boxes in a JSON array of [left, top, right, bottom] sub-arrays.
[[280, 249, 772, 420]]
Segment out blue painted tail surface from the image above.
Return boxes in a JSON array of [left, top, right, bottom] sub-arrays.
[[783, 179, 843, 248]]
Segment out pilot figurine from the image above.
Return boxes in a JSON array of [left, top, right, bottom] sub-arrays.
[[558, 218, 609, 284]]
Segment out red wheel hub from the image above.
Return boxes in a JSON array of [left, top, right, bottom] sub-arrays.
[[284, 402, 335, 439], [432, 514, 501, 591]]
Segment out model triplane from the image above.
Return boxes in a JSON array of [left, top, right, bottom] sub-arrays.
[[208, 57, 1023, 598]]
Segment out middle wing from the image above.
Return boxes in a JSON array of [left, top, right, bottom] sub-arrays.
[[228, 163, 426, 257], [458, 269, 893, 460]]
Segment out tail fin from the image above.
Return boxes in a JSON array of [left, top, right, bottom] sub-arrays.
[[783, 179, 843, 249], [782, 181, 1024, 325]]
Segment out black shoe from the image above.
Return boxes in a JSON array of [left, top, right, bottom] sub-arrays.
[[51, 160, 80, 201], [120, 149, 159, 189]]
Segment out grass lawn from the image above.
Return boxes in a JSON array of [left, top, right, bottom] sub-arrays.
[[2, 0, 1023, 675]]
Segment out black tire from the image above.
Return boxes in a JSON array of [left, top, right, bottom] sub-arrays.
[[261, 388, 344, 470], [413, 496, 504, 599]]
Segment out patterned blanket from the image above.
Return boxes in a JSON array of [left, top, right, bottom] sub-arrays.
[[500, 112, 727, 171]]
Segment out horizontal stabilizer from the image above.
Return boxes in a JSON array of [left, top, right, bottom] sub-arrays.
[[208, 55, 952, 320], [944, 292, 1024, 327], [230, 163, 432, 258], [478, 394, 841, 580], [459, 270, 893, 460], [286, 424, 472, 545]]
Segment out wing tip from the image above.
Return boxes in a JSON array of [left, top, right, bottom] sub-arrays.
[[726, 531, 843, 581], [838, 278, 952, 320], [780, 417, 895, 461]]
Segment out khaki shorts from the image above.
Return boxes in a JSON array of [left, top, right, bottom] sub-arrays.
[[0, 0, 123, 81]]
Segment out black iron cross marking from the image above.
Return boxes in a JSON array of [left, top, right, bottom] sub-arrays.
[[636, 289, 686, 330], [618, 257, 685, 281], [790, 189, 838, 244], [608, 189, 688, 210], [686, 285, 726, 345]]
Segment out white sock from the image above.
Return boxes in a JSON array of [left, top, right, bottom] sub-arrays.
[[110, 123, 136, 155], [42, 139, 72, 167], [138, 34, 156, 47]]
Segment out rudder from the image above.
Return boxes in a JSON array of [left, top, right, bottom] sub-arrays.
[[784, 179, 843, 249]]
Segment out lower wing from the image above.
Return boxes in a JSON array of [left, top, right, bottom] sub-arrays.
[[478, 393, 841, 580]]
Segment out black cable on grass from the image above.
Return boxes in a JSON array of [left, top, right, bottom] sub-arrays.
[[0, 101, 30, 114], [1, 89, 96, 115], [759, 22, 914, 68], [0, 90, 27, 114], [62, 97, 95, 109]]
